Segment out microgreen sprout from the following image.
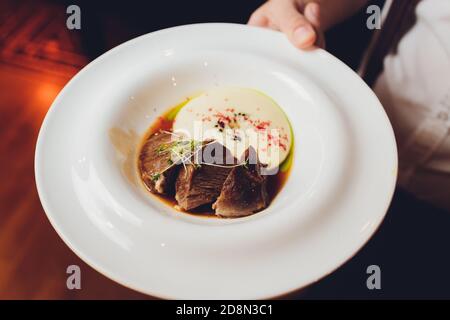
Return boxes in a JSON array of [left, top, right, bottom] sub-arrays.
[[149, 130, 250, 182]]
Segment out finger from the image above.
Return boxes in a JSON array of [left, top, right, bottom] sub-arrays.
[[304, 2, 326, 48], [273, 2, 317, 49], [248, 11, 270, 27], [267, 21, 280, 31], [304, 2, 320, 29]]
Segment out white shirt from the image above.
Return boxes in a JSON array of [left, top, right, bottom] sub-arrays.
[[373, 0, 450, 209]]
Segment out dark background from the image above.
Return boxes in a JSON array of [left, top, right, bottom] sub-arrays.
[[0, 0, 449, 299], [74, 0, 378, 69]]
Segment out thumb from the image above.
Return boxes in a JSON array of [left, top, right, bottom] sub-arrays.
[[274, 2, 317, 49]]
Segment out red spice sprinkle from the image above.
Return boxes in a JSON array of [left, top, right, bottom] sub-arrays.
[[255, 120, 271, 130], [214, 112, 232, 124]]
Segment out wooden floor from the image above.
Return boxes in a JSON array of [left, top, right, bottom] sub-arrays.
[[0, 64, 150, 300], [0, 0, 148, 300]]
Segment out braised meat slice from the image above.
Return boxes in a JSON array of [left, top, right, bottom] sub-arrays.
[[139, 130, 178, 194], [175, 142, 236, 211], [213, 147, 269, 217]]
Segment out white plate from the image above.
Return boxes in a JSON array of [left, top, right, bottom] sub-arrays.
[[35, 23, 397, 299]]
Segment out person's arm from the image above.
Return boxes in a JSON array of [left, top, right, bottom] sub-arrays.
[[248, 0, 369, 49]]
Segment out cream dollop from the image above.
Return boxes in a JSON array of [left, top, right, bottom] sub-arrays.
[[173, 87, 292, 169]]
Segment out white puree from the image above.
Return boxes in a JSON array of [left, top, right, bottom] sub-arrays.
[[173, 87, 292, 169]]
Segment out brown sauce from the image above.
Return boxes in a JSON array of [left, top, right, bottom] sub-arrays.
[[138, 103, 293, 217]]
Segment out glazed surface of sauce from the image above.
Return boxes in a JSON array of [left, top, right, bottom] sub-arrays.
[[137, 99, 293, 217]]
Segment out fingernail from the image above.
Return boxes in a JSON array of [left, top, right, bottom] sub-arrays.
[[293, 25, 314, 44], [309, 4, 319, 18]]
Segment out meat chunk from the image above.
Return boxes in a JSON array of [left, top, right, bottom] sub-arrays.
[[139, 131, 178, 194], [175, 142, 236, 210], [213, 147, 268, 217]]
